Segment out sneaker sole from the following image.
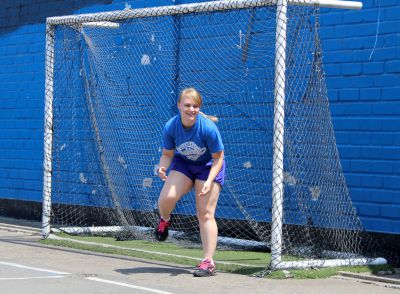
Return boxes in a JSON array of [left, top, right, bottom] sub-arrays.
[[193, 270, 216, 277], [154, 232, 168, 242]]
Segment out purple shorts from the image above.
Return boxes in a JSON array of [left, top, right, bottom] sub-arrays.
[[170, 156, 225, 186]]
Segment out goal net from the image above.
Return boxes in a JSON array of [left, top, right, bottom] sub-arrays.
[[43, 0, 383, 270]]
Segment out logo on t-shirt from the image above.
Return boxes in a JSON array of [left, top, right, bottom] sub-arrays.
[[177, 141, 207, 161]]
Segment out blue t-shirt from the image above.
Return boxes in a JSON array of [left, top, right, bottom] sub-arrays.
[[162, 114, 224, 165]]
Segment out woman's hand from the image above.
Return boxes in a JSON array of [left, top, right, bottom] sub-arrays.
[[157, 166, 168, 181], [198, 150, 224, 197], [198, 180, 212, 196], [157, 149, 174, 181]]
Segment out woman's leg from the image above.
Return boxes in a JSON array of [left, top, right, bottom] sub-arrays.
[[194, 180, 221, 260], [158, 170, 193, 220]]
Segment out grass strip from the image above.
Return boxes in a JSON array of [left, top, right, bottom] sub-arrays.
[[40, 233, 392, 278]]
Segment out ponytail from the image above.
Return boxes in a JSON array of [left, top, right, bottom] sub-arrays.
[[199, 111, 218, 123]]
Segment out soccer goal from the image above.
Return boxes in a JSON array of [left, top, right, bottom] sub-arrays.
[[42, 0, 386, 271]]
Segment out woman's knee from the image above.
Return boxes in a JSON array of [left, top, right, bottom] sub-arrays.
[[158, 190, 177, 207], [196, 209, 214, 223]]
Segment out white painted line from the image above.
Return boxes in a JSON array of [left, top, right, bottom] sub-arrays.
[[0, 275, 65, 280], [0, 225, 41, 234], [0, 261, 71, 275], [49, 234, 201, 262], [0, 223, 41, 232], [50, 234, 259, 268], [86, 277, 175, 294]]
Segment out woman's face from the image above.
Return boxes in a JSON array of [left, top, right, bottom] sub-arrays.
[[178, 95, 200, 128]]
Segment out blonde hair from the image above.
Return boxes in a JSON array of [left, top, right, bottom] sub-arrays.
[[179, 88, 218, 122]]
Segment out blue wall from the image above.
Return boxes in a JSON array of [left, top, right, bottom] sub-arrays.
[[0, 0, 398, 234], [320, 0, 400, 234]]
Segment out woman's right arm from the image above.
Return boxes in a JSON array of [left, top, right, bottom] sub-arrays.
[[157, 148, 174, 181]]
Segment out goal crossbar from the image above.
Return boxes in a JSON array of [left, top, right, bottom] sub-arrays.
[[46, 0, 362, 25]]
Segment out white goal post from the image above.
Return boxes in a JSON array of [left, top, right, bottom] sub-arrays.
[[42, 0, 387, 271]]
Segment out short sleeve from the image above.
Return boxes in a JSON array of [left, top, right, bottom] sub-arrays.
[[162, 122, 175, 150], [206, 124, 224, 154]]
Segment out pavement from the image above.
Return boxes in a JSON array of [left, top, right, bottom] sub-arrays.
[[0, 216, 399, 294]]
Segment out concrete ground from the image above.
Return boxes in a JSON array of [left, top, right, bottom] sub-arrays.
[[0, 217, 399, 294]]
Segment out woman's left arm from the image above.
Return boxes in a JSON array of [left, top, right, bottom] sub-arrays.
[[198, 150, 224, 197]]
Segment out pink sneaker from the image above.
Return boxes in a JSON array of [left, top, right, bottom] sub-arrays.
[[193, 259, 216, 277], [154, 219, 171, 241]]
